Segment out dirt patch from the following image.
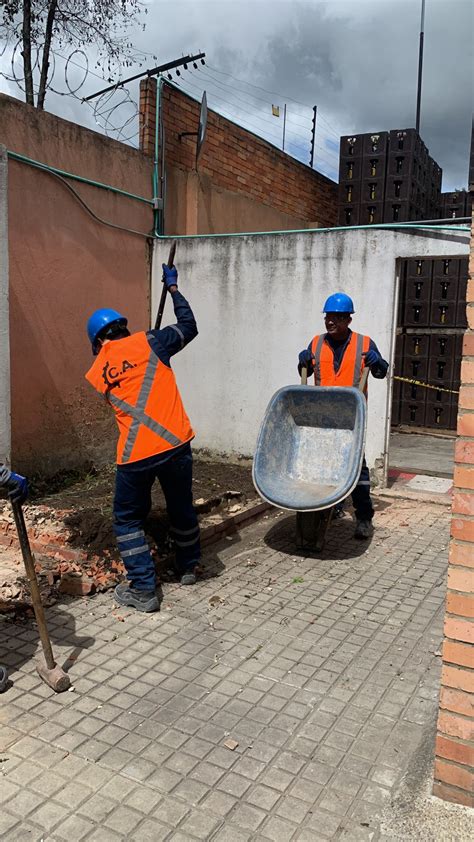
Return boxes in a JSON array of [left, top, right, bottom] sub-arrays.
[[0, 456, 258, 609]]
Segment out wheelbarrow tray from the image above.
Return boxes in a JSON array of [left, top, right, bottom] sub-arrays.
[[253, 385, 367, 512]]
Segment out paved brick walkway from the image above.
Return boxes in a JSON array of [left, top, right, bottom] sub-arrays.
[[0, 497, 465, 840]]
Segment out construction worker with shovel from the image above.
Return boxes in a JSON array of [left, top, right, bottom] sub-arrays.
[[298, 293, 388, 539], [85, 262, 200, 613]]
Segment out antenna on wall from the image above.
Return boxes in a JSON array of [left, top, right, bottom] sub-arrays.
[[179, 91, 208, 168]]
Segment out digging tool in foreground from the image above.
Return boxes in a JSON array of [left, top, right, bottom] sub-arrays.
[[11, 501, 71, 692]]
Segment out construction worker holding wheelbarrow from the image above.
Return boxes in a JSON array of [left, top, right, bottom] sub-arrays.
[[85, 260, 200, 613], [298, 292, 388, 539]]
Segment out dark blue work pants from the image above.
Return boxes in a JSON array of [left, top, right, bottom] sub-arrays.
[[350, 457, 374, 521], [113, 445, 200, 591]]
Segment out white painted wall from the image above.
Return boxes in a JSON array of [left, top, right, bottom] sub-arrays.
[[152, 227, 468, 484], [0, 147, 11, 466]]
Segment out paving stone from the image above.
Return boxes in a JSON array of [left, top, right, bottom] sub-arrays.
[[86, 829, 122, 842], [53, 781, 92, 811], [0, 498, 456, 840], [104, 805, 143, 834], [245, 783, 282, 811], [218, 772, 253, 798], [54, 814, 95, 841], [77, 792, 115, 823], [261, 814, 298, 841], [213, 827, 252, 842], [2, 821, 45, 841], [275, 794, 310, 824], [180, 809, 222, 838], [129, 818, 170, 841], [190, 759, 226, 786], [200, 790, 237, 816], [152, 796, 190, 826], [172, 777, 210, 805], [120, 756, 157, 782], [0, 779, 21, 804], [29, 801, 70, 832], [0, 813, 20, 837], [305, 807, 345, 836]]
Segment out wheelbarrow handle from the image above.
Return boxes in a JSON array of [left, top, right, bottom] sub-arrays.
[[359, 366, 370, 393], [300, 366, 308, 386]]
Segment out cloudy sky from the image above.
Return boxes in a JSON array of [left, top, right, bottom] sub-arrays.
[[1, 0, 472, 189]]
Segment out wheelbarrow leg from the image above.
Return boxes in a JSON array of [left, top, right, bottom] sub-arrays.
[[296, 508, 334, 552], [314, 508, 334, 551], [296, 512, 304, 549]]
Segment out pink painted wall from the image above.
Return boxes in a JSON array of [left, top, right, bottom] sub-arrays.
[[0, 94, 154, 474]]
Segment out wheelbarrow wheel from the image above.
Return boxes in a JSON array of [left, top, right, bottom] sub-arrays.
[[296, 508, 334, 552]]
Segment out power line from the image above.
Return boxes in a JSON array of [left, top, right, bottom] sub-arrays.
[[179, 71, 318, 148], [175, 74, 338, 173], [193, 64, 337, 138], [205, 62, 342, 139], [193, 64, 313, 129], [186, 67, 308, 137], [176, 78, 285, 144]]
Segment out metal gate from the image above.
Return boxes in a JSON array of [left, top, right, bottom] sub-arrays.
[[392, 255, 468, 431]]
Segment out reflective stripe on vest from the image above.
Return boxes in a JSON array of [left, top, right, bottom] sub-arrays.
[[311, 332, 370, 389], [107, 347, 182, 463], [85, 331, 194, 465]]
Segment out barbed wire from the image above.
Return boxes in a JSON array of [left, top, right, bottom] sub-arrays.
[[0, 37, 142, 143], [0, 39, 341, 167]]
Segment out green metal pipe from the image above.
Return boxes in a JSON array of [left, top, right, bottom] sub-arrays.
[[152, 76, 164, 236], [7, 148, 469, 240], [154, 221, 469, 241], [7, 149, 154, 206]]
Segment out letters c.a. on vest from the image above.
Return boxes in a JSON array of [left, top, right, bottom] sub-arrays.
[[311, 331, 370, 391], [85, 331, 194, 465]]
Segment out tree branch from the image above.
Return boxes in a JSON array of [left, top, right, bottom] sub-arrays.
[[21, 0, 34, 105], [37, 0, 58, 109]]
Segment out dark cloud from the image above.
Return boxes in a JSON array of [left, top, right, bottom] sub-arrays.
[[1, 0, 472, 188], [253, 0, 472, 189]]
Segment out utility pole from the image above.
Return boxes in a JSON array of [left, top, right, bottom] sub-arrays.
[[310, 106, 317, 168], [415, 0, 425, 134], [282, 104, 287, 151]]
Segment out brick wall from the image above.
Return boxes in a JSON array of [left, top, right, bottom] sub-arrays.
[[140, 79, 337, 230], [433, 199, 474, 807]]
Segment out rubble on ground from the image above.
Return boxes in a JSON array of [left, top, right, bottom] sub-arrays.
[[0, 457, 258, 611]]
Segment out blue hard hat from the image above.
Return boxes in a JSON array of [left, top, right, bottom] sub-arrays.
[[323, 293, 355, 314], [87, 308, 127, 351]]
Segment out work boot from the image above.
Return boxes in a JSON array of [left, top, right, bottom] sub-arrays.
[[174, 563, 198, 586], [114, 583, 159, 612], [354, 519, 373, 540]]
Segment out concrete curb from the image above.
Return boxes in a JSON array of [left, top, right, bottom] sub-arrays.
[[200, 500, 273, 547], [374, 488, 452, 507]]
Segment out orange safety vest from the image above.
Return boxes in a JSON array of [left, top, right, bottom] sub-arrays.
[[310, 331, 370, 391], [85, 331, 194, 465]]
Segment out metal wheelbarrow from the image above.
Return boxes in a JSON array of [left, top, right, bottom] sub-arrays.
[[253, 367, 369, 550]]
